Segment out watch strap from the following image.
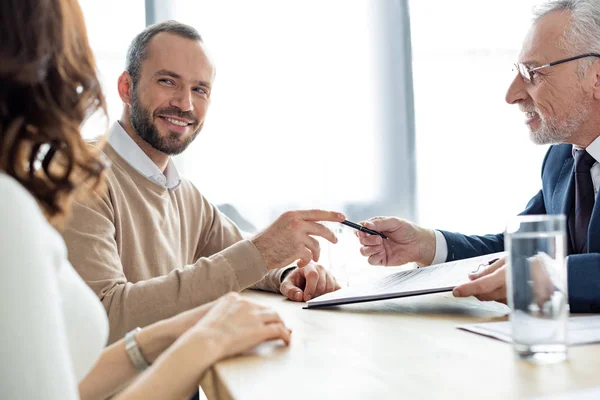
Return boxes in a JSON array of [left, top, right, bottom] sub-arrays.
[[124, 327, 150, 371]]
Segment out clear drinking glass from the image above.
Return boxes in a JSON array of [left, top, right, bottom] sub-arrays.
[[505, 214, 568, 363]]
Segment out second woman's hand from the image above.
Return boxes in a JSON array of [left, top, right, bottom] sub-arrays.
[[186, 292, 291, 359], [135, 292, 291, 367], [116, 293, 291, 400]]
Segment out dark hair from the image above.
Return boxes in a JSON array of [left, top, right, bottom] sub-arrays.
[[0, 0, 108, 226], [126, 20, 203, 87]]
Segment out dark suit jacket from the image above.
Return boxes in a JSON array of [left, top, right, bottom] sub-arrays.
[[441, 144, 600, 313]]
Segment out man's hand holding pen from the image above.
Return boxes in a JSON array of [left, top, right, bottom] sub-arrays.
[[354, 216, 513, 304], [355, 216, 438, 267]]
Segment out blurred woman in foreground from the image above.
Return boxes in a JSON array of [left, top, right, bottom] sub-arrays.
[[0, 0, 290, 398]]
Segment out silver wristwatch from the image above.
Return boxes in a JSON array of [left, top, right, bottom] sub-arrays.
[[124, 327, 150, 371]]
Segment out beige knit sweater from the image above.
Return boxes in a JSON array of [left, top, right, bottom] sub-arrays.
[[63, 145, 285, 343]]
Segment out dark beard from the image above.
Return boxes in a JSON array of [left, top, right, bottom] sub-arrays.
[[129, 88, 202, 156]]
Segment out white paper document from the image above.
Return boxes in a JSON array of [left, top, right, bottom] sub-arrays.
[[458, 316, 600, 346], [305, 252, 504, 309]]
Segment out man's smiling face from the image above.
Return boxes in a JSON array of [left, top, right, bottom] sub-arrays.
[[130, 32, 215, 155]]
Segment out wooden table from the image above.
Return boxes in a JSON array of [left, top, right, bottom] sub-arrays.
[[200, 286, 600, 399]]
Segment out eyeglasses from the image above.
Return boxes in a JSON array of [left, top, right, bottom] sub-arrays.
[[514, 53, 600, 84]]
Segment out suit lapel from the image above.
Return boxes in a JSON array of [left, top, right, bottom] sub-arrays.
[[557, 157, 575, 254], [557, 154, 600, 253], [588, 190, 600, 253]]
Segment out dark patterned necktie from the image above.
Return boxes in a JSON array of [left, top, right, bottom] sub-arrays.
[[572, 149, 596, 253]]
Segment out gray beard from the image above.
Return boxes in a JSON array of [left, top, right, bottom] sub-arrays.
[[530, 120, 571, 145], [530, 102, 591, 145]]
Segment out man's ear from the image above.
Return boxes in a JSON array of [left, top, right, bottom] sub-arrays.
[[591, 61, 600, 101], [117, 72, 134, 105]]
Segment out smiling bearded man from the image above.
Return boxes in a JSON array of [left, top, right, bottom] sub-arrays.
[[63, 20, 344, 345]]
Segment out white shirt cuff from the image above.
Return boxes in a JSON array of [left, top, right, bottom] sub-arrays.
[[431, 230, 448, 265]]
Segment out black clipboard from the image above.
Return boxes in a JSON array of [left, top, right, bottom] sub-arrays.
[[305, 252, 504, 309]]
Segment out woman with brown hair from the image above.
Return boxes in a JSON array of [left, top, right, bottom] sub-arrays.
[[0, 0, 291, 398]]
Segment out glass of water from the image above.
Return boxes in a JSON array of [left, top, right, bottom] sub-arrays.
[[505, 214, 568, 363]]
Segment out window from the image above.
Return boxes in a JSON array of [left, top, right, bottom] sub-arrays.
[[160, 0, 399, 229], [81, 0, 546, 237], [79, 0, 146, 139], [409, 0, 548, 235]]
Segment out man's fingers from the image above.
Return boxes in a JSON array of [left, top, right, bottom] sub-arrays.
[[475, 288, 507, 303], [453, 281, 477, 298], [303, 221, 338, 244], [361, 217, 399, 233], [360, 244, 382, 257], [314, 266, 327, 296], [302, 268, 320, 301], [324, 271, 338, 293], [295, 209, 346, 223], [469, 258, 505, 280], [361, 220, 377, 230], [280, 278, 303, 302], [301, 235, 321, 262], [453, 270, 505, 298], [358, 234, 382, 247], [296, 246, 314, 268], [368, 253, 384, 266], [297, 257, 310, 268]]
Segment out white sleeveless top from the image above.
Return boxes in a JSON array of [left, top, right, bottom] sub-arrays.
[[0, 173, 108, 398]]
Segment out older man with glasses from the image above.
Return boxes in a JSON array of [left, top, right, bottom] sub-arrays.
[[355, 0, 600, 312]]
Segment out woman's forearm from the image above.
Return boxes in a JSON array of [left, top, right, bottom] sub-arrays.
[[78, 319, 176, 400], [114, 330, 223, 400]]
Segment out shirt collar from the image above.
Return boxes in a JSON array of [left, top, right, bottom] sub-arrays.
[[583, 136, 600, 164], [108, 122, 181, 190]]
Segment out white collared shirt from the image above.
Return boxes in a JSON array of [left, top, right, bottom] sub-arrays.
[[432, 137, 600, 265], [108, 122, 181, 190], [573, 136, 600, 196]]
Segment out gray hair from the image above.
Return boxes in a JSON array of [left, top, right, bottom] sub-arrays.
[[125, 20, 202, 87], [533, 0, 600, 75]]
